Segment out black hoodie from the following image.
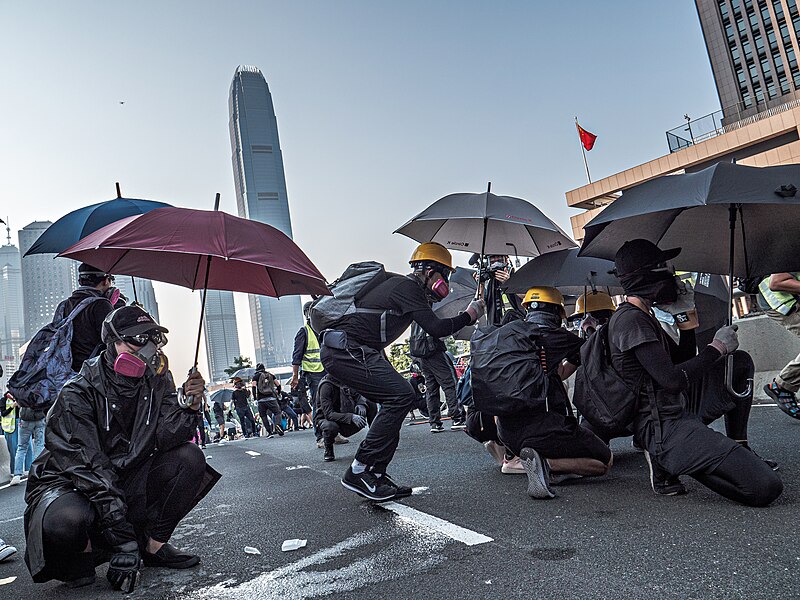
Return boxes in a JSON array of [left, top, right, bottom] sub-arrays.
[[56, 286, 114, 371]]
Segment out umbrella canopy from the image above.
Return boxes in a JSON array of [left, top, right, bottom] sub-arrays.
[[504, 248, 622, 295], [24, 196, 172, 256], [209, 388, 234, 406], [395, 190, 576, 257], [229, 367, 256, 381], [431, 267, 485, 340], [579, 162, 800, 277], [59, 207, 330, 297]]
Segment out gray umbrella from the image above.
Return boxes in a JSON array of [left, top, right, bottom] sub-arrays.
[[210, 388, 234, 406], [432, 267, 484, 341], [504, 248, 622, 296], [395, 185, 576, 258]]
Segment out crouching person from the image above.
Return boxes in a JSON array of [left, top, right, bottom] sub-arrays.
[[318, 376, 377, 462], [23, 306, 221, 591]]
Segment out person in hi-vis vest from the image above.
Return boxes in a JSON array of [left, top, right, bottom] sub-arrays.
[[760, 273, 800, 418], [291, 301, 327, 445]]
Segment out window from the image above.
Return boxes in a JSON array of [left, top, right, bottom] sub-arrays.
[[257, 192, 279, 200], [773, 0, 785, 19], [732, 45, 741, 61], [780, 74, 791, 92], [251, 144, 273, 153], [761, 58, 773, 75], [749, 62, 759, 78]]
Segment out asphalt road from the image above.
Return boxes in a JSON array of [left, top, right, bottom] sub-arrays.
[[1, 405, 799, 599]]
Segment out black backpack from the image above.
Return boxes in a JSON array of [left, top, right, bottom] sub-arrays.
[[573, 323, 655, 435], [408, 322, 442, 358], [469, 320, 548, 417]]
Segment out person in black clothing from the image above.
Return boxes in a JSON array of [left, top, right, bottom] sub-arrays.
[[276, 385, 300, 431], [23, 306, 219, 591], [471, 254, 524, 326], [322, 242, 485, 501], [231, 379, 257, 438], [211, 395, 226, 441], [607, 239, 782, 506], [252, 364, 283, 436], [291, 302, 327, 444], [495, 287, 613, 499], [317, 376, 378, 462], [57, 263, 119, 372]]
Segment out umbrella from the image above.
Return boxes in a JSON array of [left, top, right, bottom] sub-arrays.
[[210, 388, 234, 406], [60, 199, 330, 371], [579, 161, 800, 398], [432, 267, 483, 341], [503, 248, 622, 296], [230, 367, 256, 381], [395, 183, 576, 259]]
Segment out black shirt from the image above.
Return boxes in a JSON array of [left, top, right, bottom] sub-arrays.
[[536, 325, 584, 414], [232, 388, 250, 410], [57, 287, 114, 372], [338, 274, 472, 350]]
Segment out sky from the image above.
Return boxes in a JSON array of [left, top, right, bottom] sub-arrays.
[[0, 1, 721, 379]]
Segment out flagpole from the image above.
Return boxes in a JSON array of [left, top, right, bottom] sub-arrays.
[[576, 116, 592, 184]]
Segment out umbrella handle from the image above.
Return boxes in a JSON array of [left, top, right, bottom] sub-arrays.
[[724, 354, 752, 399]]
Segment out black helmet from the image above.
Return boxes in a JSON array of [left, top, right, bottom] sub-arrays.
[[255, 363, 265, 371]]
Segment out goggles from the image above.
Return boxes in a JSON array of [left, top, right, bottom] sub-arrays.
[[120, 331, 167, 348]]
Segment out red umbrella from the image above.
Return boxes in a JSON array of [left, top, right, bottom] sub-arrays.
[[60, 204, 330, 370]]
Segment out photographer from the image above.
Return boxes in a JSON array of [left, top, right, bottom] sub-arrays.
[[23, 306, 220, 591], [471, 254, 524, 326]]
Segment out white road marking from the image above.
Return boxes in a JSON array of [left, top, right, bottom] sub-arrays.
[[411, 486, 429, 494], [0, 516, 23, 525], [381, 502, 493, 546], [245, 450, 261, 457], [285, 465, 310, 470], [754, 403, 777, 407]]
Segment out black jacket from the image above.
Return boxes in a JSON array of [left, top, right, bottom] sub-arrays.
[[24, 355, 220, 580], [318, 378, 368, 425], [56, 287, 114, 372]]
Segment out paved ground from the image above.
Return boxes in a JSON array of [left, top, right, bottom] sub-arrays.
[[0, 405, 799, 599]]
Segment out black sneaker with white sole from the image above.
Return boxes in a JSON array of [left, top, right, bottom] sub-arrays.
[[450, 420, 466, 431], [644, 450, 687, 496], [341, 467, 398, 501], [520, 447, 556, 499], [377, 473, 413, 498], [430, 424, 445, 433]]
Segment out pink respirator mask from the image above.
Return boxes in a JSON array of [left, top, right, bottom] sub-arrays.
[[431, 278, 450, 300], [113, 341, 169, 378]]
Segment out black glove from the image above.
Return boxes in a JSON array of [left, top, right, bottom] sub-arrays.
[[354, 404, 366, 418], [106, 541, 140, 592]]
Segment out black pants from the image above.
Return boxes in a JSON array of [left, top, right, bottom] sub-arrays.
[[194, 412, 208, 445], [465, 409, 499, 444], [321, 401, 378, 444], [257, 399, 282, 432], [419, 351, 462, 425], [689, 349, 753, 441], [321, 342, 416, 473], [235, 406, 257, 437], [38, 443, 206, 582], [303, 371, 326, 441]]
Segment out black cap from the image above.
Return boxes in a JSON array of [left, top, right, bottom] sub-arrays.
[[613, 239, 681, 276], [256, 363, 265, 371], [78, 263, 110, 277], [105, 306, 168, 339]]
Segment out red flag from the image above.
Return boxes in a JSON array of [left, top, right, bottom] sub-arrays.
[[576, 122, 597, 151]]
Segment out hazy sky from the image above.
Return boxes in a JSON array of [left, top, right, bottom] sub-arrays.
[[1, 1, 719, 378]]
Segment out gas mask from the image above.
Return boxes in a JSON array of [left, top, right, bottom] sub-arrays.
[[425, 267, 450, 301], [105, 286, 121, 306], [113, 339, 169, 378]]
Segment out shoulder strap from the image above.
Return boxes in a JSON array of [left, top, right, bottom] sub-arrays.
[[59, 296, 108, 328]]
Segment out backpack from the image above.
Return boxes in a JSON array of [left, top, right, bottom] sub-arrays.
[[256, 371, 277, 398], [8, 296, 106, 410], [469, 320, 548, 417], [308, 262, 397, 340], [408, 322, 442, 358], [572, 323, 653, 435], [455, 365, 473, 409]]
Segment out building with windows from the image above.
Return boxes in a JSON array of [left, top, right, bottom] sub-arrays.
[[19, 221, 77, 338], [0, 225, 24, 390], [114, 276, 160, 322], [202, 290, 241, 383], [228, 65, 302, 368]]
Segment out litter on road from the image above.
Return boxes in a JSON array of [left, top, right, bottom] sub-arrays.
[[243, 546, 261, 555], [281, 539, 308, 552]]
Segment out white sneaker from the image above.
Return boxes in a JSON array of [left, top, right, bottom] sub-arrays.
[[483, 441, 506, 467], [9, 475, 22, 486], [334, 435, 350, 445], [0, 540, 17, 562], [501, 456, 526, 474]]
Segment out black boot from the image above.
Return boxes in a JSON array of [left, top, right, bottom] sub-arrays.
[[323, 442, 335, 462]]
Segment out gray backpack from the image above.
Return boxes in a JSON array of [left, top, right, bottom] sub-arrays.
[[309, 261, 397, 341]]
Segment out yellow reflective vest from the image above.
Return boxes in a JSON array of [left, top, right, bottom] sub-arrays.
[[759, 273, 800, 315], [1, 397, 15, 434], [301, 323, 324, 373]]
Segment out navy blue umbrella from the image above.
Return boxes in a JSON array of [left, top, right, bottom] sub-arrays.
[[23, 183, 172, 256]]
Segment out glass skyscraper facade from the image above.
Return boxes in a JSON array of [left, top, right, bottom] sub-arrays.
[[0, 230, 24, 391], [228, 65, 302, 368], [203, 290, 241, 383], [114, 276, 160, 322]]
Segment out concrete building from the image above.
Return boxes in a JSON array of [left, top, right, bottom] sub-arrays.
[[114, 276, 160, 322], [0, 224, 24, 390], [19, 222, 77, 338], [202, 290, 241, 383], [228, 64, 302, 368]]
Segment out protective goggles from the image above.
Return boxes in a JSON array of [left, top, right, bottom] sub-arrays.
[[120, 331, 167, 347]]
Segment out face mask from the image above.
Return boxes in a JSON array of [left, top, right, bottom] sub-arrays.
[[619, 270, 677, 305], [106, 287, 121, 306], [113, 341, 169, 378], [431, 278, 450, 300]]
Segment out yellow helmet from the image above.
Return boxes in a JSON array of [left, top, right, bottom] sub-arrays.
[[522, 286, 564, 308], [570, 291, 617, 318], [409, 242, 454, 271]]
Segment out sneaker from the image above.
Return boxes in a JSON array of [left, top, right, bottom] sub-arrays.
[[334, 434, 350, 444], [324, 444, 335, 462], [519, 448, 556, 499], [0, 539, 17, 562], [430, 424, 445, 433], [275, 425, 285, 436], [550, 472, 584, 486], [483, 441, 506, 467], [377, 473, 413, 498], [341, 467, 398, 501], [764, 380, 800, 419], [450, 420, 466, 431], [644, 451, 687, 496], [316, 439, 324, 449], [9, 475, 22, 486], [739, 442, 779, 471], [143, 542, 201, 569], [501, 456, 526, 474]]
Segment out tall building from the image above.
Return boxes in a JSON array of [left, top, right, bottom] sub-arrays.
[[114, 276, 160, 322], [228, 64, 302, 368], [19, 222, 77, 338], [0, 224, 25, 390], [202, 290, 241, 383], [696, 0, 800, 123]]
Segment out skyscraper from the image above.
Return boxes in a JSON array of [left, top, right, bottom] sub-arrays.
[[19, 222, 77, 338], [202, 290, 241, 383], [228, 64, 302, 368], [0, 223, 24, 390], [696, 0, 800, 122], [114, 276, 160, 322]]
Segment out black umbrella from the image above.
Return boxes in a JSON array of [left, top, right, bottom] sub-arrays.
[[504, 248, 622, 296], [209, 388, 234, 406], [580, 161, 800, 398], [432, 267, 483, 340]]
